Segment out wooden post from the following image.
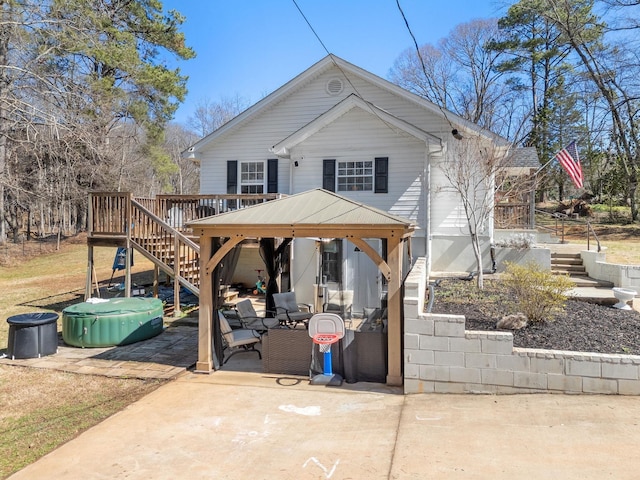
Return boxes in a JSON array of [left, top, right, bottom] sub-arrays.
[[124, 195, 132, 297], [153, 265, 159, 298], [85, 245, 94, 300], [386, 236, 403, 386], [173, 234, 181, 317], [124, 239, 132, 298], [92, 265, 100, 298], [195, 235, 213, 373]]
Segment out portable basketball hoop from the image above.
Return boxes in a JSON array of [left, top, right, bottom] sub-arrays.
[[308, 313, 345, 386]]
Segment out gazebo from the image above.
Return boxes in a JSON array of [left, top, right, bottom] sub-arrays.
[[187, 189, 416, 386]]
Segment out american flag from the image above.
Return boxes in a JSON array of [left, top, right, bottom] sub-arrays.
[[555, 141, 583, 189]]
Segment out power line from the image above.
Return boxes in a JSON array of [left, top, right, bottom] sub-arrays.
[[291, 0, 432, 140], [292, 0, 331, 56], [395, 0, 457, 134]]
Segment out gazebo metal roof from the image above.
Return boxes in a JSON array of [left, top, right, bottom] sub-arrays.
[[188, 188, 416, 238], [188, 189, 415, 386]]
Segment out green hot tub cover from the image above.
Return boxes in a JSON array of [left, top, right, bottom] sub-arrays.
[[62, 297, 164, 347]]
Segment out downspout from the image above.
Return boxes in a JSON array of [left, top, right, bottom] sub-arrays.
[[424, 136, 444, 275], [424, 144, 431, 275], [289, 157, 294, 194]]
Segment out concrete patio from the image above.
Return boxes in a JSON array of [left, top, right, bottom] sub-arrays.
[[6, 369, 640, 480]]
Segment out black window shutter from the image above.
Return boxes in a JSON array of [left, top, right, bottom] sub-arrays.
[[226, 160, 237, 194], [375, 157, 388, 193], [267, 159, 278, 193], [323, 159, 336, 192]]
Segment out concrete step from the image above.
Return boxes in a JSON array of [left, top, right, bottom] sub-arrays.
[[551, 252, 582, 258], [553, 265, 587, 273], [552, 258, 584, 266], [554, 270, 589, 277], [568, 276, 615, 288]]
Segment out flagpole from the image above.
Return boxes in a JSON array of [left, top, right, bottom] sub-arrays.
[[533, 156, 557, 176], [532, 141, 577, 176]]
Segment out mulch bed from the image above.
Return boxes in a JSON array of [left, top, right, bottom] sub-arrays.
[[430, 279, 640, 356]]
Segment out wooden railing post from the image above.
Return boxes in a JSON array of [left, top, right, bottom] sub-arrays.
[[174, 233, 182, 317]]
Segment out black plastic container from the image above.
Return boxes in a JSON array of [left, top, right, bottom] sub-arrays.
[[7, 312, 59, 359]]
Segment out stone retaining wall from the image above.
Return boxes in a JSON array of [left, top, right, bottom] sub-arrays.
[[404, 257, 640, 395], [581, 249, 640, 292]]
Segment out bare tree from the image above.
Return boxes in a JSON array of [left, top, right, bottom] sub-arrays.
[[442, 19, 510, 130], [437, 136, 527, 289], [389, 19, 524, 139], [187, 95, 249, 137], [389, 44, 455, 110], [164, 122, 199, 194]]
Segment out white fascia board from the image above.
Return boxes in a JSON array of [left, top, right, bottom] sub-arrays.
[[182, 55, 336, 157], [330, 56, 510, 147], [270, 94, 442, 155]]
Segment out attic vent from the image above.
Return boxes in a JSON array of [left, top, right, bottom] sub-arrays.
[[326, 78, 344, 96]]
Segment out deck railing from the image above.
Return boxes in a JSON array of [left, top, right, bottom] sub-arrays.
[[89, 192, 131, 236], [147, 193, 281, 234], [89, 192, 281, 236], [494, 202, 532, 229], [88, 192, 283, 300]]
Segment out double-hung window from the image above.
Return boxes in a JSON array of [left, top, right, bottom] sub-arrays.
[[240, 161, 264, 194], [337, 160, 373, 191], [323, 157, 388, 193]]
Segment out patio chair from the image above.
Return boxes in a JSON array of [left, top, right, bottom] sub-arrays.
[[234, 298, 279, 333], [322, 289, 353, 328], [273, 291, 313, 327], [218, 310, 262, 364]]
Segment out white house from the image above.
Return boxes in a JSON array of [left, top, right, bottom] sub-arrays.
[[186, 54, 516, 313]]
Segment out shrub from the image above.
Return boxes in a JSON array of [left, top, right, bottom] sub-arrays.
[[502, 261, 573, 323], [494, 233, 536, 249]]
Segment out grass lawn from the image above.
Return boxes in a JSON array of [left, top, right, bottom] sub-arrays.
[[562, 223, 640, 264], [0, 237, 166, 479]]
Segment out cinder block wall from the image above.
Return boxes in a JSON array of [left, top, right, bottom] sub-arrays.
[[404, 257, 640, 395]]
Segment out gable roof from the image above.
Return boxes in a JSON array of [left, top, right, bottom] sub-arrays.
[[187, 188, 415, 238], [270, 94, 443, 158], [184, 54, 509, 157], [509, 147, 540, 168]]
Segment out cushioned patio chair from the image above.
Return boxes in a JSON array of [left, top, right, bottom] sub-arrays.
[[234, 298, 279, 333], [218, 311, 262, 364], [323, 289, 353, 327], [273, 291, 313, 327]]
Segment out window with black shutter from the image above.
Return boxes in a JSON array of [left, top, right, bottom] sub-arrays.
[[267, 159, 278, 193], [375, 157, 388, 193], [323, 159, 336, 192], [227, 160, 237, 194]]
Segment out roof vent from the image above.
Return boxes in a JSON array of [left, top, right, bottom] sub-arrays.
[[326, 78, 344, 96]]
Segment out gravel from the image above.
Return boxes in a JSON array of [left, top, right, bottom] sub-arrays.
[[430, 279, 640, 356]]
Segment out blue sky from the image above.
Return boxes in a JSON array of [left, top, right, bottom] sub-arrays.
[[162, 0, 505, 125]]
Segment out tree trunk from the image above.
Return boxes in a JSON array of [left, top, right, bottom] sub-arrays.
[[0, 1, 9, 245], [470, 232, 484, 290]]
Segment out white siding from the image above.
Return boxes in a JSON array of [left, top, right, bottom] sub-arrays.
[[199, 64, 451, 202], [430, 160, 468, 236], [196, 61, 501, 274], [289, 107, 427, 224]]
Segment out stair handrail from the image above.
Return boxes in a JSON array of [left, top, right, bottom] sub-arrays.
[[586, 219, 601, 252], [534, 208, 601, 252], [129, 198, 200, 297]]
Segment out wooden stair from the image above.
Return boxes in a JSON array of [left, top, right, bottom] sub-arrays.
[[134, 235, 200, 293], [551, 252, 613, 287]]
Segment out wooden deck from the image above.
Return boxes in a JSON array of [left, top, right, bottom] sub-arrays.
[[86, 192, 282, 311]]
